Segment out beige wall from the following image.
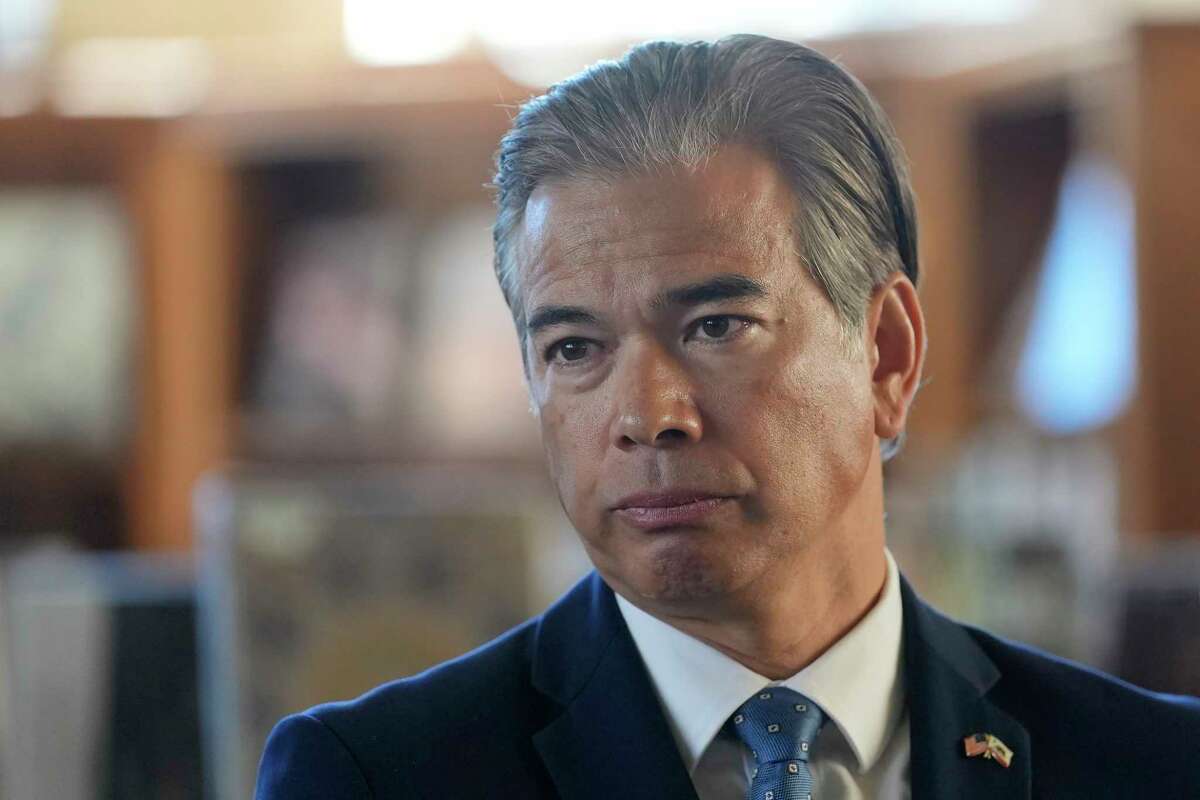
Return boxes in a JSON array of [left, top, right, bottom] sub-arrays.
[[54, 0, 344, 58]]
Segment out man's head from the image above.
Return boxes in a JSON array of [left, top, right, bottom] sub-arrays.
[[490, 35, 925, 614], [495, 36, 917, 350]]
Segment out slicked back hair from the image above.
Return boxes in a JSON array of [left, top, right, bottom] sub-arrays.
[[491, 34, 919, 458]]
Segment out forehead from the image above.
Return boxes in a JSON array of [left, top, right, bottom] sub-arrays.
[[516, 145, 799, 302]]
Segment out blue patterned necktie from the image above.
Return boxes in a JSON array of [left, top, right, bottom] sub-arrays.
[[731, 687, 826, 800]]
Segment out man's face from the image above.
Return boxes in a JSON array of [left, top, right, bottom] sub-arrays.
[[515, 145, 879, 610]]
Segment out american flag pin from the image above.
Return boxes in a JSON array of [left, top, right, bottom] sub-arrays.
[[962, 733, 1014, 769]]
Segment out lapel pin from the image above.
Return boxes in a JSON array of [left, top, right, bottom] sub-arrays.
[[963, 732, 1014, 768]]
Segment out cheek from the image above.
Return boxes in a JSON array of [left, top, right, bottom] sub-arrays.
[[536, 389, 609, 524], [538, 404, 574, 506], [752, 352, 875, 504]]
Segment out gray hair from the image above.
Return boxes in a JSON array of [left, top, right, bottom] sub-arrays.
[[491, 34, 919, 457]]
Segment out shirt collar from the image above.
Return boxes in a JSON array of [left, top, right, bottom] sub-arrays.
[[615, 548, 905, 775]]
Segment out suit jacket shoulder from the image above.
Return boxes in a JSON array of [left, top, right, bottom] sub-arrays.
[[256, 572, 695, 800], [255, 616, 559, 799]]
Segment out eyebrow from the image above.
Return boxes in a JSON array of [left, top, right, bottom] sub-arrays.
[[650, 273, 769, 310], [524, 273, 769, 337], [525, 306, 600, 337]]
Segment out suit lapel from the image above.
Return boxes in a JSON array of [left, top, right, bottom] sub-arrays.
[[531, 573, 698, 800], [901, 576, 1031, 799]]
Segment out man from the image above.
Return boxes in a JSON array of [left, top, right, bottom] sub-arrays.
[[256, 34, 1200, 799]]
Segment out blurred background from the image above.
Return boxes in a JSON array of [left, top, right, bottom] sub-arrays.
[[1, 0, 1199, 797]]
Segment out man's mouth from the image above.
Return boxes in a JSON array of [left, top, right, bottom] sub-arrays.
[[611, 491, 735, 530]]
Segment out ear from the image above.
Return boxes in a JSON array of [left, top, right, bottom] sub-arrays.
[[865, 273, 926, 441]]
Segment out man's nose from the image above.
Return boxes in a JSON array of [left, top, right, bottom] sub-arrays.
[[609, 341, 703, 451]]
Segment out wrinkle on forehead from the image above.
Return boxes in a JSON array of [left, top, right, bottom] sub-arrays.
[[516, 145, 799, 307]]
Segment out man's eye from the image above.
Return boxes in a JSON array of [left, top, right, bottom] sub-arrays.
[[699, 317, 731, 338], [546, 338, 591, 363], [689, 315, 746, 341]]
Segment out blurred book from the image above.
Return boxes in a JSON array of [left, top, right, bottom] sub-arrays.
[[0, 548, 200, 800], [0, 187, 134, 453], [1114, 541, 1200, 698]]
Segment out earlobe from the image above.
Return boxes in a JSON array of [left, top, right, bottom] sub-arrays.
[[869, 274, 925, 441]]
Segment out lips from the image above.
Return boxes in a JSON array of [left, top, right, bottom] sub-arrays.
[[611, 490, 735, 530], [613, 490, 727, 509]]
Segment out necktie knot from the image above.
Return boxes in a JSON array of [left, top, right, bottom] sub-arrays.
[[733, 687, 825, 764], [731, 687, 825, 800]]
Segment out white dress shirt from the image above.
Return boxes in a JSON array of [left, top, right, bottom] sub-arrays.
[[615, 549, 910, 800]]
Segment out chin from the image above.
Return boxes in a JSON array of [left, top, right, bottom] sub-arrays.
[[586, 521, 764, 607], [631, 542, 747, 604]]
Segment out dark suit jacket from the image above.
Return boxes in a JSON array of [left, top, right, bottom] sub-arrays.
[[256, 571, 1200, 799]]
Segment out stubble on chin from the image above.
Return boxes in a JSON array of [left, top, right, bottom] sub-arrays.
[[639, 546, 729, 603]]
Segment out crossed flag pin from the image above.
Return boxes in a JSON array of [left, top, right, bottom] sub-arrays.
[[963, 732, 1014, 768]]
